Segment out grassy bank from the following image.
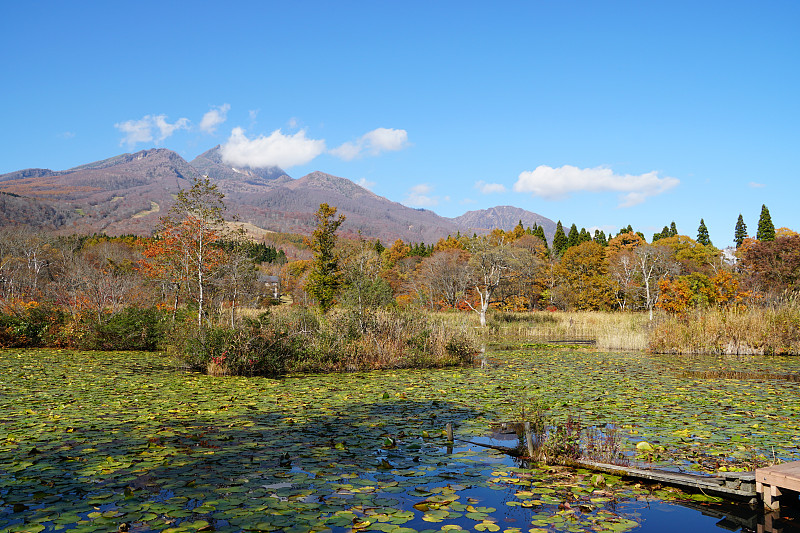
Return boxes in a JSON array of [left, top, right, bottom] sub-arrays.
[[438, 310, 650, 351], [648, 301, 800, 355]]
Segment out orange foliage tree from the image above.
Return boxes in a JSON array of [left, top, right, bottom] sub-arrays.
[[140, 176, 229, 327]]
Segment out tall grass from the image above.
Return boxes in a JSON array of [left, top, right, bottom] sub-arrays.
[[648, 300, 800, 355], [466, 310, 650, 351]]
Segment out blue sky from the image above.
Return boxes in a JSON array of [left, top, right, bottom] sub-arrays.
[[2, 1, 798, 246]]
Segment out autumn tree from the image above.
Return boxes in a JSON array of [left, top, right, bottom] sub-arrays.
[[756, 204, 775, 242], [306, 203, 346, 312], [655, 235, 722, 275], [144, 176, 229, 327], [339, 238, 393, 329], [734, 214, 747, 248], [740, 235, 800, 294], [465, 237, 517, 326], [216, 230, 259, 327], [605, 231, 644, 257], [556, 241, 613, 310], [509, 235, 546, 310], [634, 244, 677, 319], [607, 249, 637, 311], [410, 249, 470, 309]]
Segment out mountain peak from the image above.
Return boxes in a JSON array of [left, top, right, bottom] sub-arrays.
[[190, 145, 290, 186]]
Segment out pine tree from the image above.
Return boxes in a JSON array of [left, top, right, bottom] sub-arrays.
[[567, 223, 580, 248], [552, 221, 568, 256], [593, 229, 608, 247], [307, 203, 346, 312], [669, 222, 678, 237], [696, 219, 711, 246], [533, 225, 548, 249], [734, 214, 747, 248], [579, 228, 590, 243], [756, 205, 775, 241]]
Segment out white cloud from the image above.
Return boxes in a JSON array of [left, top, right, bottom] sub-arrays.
[[330, 127, 409, 160], [404, 183, 439, 207], [356, 178, 376, 190], [513, 165, 679, 207], [475, 180, 507, 194], [58, 131, 75, 139], [154, 115, 189, 140], [199, 104, 230, 134], [220, 127, 326, 169], [115, 114, 189, 147], [748, 181, 765, 188]]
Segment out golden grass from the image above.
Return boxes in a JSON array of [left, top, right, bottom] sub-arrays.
[[448, 310, 650, 351], [648, 303, 800, 355]]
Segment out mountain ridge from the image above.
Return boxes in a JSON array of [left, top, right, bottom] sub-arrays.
[[0, 147, 556, 244]]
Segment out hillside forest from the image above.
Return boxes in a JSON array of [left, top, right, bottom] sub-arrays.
[[1, 177, 798, 374]]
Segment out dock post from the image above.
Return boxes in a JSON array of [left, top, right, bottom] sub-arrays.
[[524, 421, 535, 459], [446, 422, 453, 442], [757, 481, 782, 511]]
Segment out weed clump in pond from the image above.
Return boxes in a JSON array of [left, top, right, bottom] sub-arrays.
[[175, 305, 481, 376], [508, 401, 626, 467]]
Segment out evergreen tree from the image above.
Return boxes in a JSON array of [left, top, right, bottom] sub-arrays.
[[307, 203, 346, 312], [756, 204, 775, 241], [734, 214, 747, 248], [567, 223, 580, 248], [652, 225, 670, 242], [593, 229, 608, 247], [669, 222, 678, 237], [696, 219, 711, 246], [552, 221, 568, 256], [579, 228, 590, 243], [533, 225, 548, 248]]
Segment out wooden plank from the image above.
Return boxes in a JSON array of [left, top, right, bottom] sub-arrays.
[[576, 460, 756, 499]]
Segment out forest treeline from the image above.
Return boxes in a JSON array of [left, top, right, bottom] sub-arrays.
[[1, 177, 797, 371]]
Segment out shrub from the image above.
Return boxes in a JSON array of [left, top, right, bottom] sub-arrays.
[[172, 305, 480, 376], [82, 307, 167, 351], [0, 302, 66, 348]]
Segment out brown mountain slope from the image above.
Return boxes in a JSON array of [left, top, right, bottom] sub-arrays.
[[0, 148, 556, 244], [453, 205, 556, 244], [234, 171, 463, 244]]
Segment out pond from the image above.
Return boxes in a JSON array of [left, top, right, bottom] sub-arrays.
[[1, 347, 799, 532]]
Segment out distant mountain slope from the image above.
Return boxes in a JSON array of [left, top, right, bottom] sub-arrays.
[[0, 148, 557, 245], [238, 171, 463, 244], [0, 149, 199, 234], [0, 192, 80, 229], [452, 205, 557, 244]]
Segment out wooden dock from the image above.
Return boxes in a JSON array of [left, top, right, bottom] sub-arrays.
[[756, 462, 800, 510], [577, 460, 757, 501]]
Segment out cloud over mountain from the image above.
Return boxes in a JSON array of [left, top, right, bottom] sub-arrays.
[[220, 127, 326, 169]]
